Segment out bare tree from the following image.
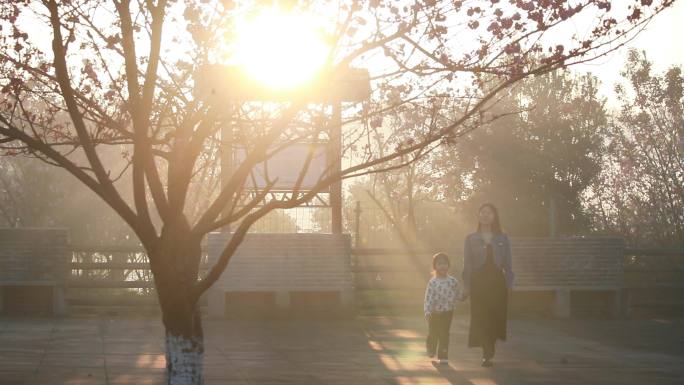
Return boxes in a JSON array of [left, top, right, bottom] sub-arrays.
[[0, 1, 674, 383], [361, 102, 457, 254], [589, 49, 684, 247]]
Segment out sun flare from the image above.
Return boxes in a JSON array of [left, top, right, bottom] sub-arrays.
[[233, 10, 330, 91]]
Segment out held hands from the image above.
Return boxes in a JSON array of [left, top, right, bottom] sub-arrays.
[[425, 312, 432, 322]]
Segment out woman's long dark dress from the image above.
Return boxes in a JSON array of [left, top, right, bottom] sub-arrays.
[[468, 243, 508, 358]]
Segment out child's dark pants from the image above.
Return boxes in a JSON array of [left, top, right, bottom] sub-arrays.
[[426, 310, 453, 360]]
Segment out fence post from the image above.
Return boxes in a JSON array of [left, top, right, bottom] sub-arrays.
[[354, 201, 362, 248]]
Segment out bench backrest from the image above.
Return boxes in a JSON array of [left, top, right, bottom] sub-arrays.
[[512, 237, 624, 290], [207, 233, 353, 292], [0, 228, 70, 283]]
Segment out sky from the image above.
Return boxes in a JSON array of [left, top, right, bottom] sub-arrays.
[[573, 1, 684, 107], [14, 0, 683, 110]]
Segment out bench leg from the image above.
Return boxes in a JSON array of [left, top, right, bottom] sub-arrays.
[[340, 289, 355, 309], [614, 288, 631, 319], [275, 291, 290, 310], [553, 289, 571, 318], [340, 289, 356, 317], [53, 286, 67, 317], [207, 289, 226, 318]]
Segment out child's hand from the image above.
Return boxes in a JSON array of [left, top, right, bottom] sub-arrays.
[[425, 312, 432, 321]]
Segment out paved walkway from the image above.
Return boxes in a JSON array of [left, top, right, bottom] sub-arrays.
[[0, 315, 682, 385]]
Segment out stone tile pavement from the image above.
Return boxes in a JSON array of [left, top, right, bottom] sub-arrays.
[[0, 315, 682, 385]]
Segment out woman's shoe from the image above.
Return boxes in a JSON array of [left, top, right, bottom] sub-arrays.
[[481, 358, 493, 367], [438, 359, 449, 365]]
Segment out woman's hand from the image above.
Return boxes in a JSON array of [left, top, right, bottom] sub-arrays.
[[425, 312, 432, 321]]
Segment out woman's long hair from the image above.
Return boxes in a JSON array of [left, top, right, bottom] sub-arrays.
[[476, 203, 503, 234]]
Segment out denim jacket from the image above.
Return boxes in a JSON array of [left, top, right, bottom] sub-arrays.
[[462, 232, 514, 292]]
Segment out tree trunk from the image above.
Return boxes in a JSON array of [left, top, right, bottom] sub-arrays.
[[150, 235, 205, 385], [164, 307, 204, 385]]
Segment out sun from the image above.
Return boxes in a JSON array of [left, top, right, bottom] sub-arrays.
[[233, 9, 330, 91]]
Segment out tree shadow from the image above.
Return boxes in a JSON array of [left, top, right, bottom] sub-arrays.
[[359, 316, 491, 385], [431, 362, 477, 385]]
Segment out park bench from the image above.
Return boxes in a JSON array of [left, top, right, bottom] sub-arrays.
[[4, 228, 676, 318], [0, 228, 68, 316], [511, 237, 625, 317], [353, 236, 627, 318], [205, 232, 354, 317]]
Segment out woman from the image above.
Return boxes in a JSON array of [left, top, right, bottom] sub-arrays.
[[462, 203, 514, 367]]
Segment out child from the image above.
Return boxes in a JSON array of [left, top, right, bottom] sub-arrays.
[[424, 252, 461, 365]]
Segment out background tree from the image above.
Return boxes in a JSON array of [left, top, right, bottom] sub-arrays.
[[346, 116, 468, 252], [454, 70, 607, 236], [249, 209, 299, 233], [357, 106, 441, 252], [588, 50, 684, 247], [351, 69, 607, 252], [0, 1, 673, 384], [0, 155, 134, 243]]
